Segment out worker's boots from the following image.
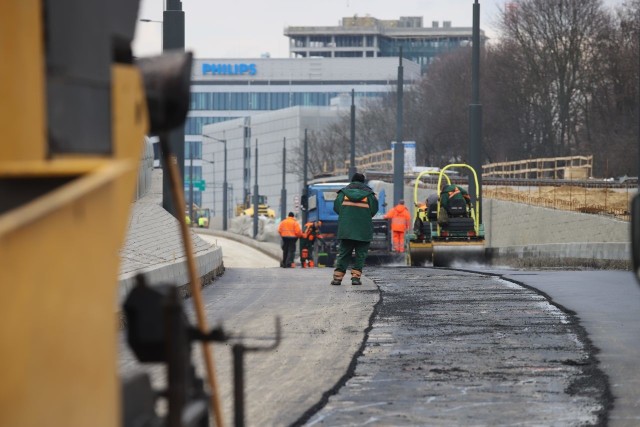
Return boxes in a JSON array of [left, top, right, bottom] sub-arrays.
[[309, 260, 315, 268], [331, 270, 345, 286], [351, 269, 362, 286]]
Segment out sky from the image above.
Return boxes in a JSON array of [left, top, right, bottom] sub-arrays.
[[133, 0, 627, 59]]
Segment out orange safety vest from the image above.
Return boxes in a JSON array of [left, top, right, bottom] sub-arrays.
[[384, 205, 411, 232], [302, 222, 317, 241], [278, 217, 302, 238]]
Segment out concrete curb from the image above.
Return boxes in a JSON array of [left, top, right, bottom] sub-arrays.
[[487, 242, 631, 269], [195, 228, 282, 261], [118, 245, 224, 304]]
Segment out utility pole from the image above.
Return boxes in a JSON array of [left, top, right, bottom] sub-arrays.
[[469, 0, 483, 222], [302, 129, 309, 225], [349, 89, 356, 179], [243, 118, 251, 207], [281, 137, 287, 221], [253, 140, 259, 239], [222, 139, 228, 231], [161, 0, 185, 219], [393, 47, 404, 206], [189, 141, 193, 225]]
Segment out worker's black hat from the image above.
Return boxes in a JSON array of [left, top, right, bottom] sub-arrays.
[[351, 172, 365, 183], [288, 212, 295, 217]]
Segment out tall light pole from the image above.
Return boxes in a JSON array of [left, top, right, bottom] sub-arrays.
[[203, 134, 228, 231], [469, 0, 483, 222], [189, 140, 194, 225], [201, 156, 215, 215], [394, 46, 405, 206], [302, 129, 309, 225], [253, 139, 259, 239], [349, 89, 356, 178], [281, 137, 287, 221]]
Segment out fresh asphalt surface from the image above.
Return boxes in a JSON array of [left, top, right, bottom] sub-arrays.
[[120, 232, 640, 426], [479, 268, 640, 427]]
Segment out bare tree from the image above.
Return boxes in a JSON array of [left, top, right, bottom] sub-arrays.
[[415, 49, 472, 165], [579, 0, 639, 176], [498, 0, 610, 158]]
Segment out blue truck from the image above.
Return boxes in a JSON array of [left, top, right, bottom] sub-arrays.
[[303, 180, 393, 267]]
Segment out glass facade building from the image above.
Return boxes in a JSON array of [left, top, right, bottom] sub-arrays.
[[179, 57, 422, 214], [285, 16, 486, 73]]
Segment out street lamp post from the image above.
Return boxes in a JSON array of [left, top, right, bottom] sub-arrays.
[[189, 141, 194, 226], [201, 156, 215, 216], [203, 134, 228, 231]]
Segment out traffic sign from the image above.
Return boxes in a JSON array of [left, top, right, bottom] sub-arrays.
[[185, 179, 206, 191]]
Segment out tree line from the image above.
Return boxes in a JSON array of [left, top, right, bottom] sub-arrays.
[[302, 0, 639, 179]]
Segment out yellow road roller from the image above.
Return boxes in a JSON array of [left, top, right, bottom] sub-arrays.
[[406, 169, 451, 266], [431, 164, 486, 267]]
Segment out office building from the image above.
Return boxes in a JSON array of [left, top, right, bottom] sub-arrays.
[[183, 57, 421, 212], [284, 16, 485, 72]]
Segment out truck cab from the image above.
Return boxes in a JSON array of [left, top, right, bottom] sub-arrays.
[[305, 181, 392, 266]]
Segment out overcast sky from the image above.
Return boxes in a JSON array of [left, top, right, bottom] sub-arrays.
[[133, 0, 626, 59]]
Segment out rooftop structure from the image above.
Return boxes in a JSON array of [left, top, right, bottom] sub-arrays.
[[285, 16, 486, 72]]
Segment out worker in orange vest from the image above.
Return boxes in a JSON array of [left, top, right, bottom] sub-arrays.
[[278, 212, 303, 268], [384, 199, 412, 252], [300, 220, 322, 268]]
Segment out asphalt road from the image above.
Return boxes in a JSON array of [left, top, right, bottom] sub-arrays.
[[303, 267, 609, 426], [481, 268, 640, 427], [120, 232, 639, 426]]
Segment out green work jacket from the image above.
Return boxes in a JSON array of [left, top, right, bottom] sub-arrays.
[[440, 184, 470, 209], [333, 182, 379, 242]]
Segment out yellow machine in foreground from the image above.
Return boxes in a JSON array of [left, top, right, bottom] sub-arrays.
[[0, 2, 196, 426]]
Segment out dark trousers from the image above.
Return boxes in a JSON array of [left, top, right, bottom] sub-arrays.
[[334, 239, 370, 273], [282, 237, 298, 267], [300, 239, 314, 263]]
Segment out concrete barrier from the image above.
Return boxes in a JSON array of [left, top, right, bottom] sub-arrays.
[[117, 170, 225, 326], [484, 199, 630, 269]]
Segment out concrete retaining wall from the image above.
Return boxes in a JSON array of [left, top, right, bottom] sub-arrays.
[[117, 170, 225, 320], [484, 199, 631, 268]]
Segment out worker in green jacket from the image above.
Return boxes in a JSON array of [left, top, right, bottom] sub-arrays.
[[331, 172, 379, 286], [440, 184, 471, 212]]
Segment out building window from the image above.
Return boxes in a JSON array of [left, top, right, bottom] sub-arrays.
[[335, 51, 361, 57], [184, 117, 236, 135], [184, 165, 202, 181], [309, 36, 331, 47], [335, 35, 363, 47], [185, 142, 202, 160]]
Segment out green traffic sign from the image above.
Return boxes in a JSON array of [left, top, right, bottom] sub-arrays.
[[185, 180, 206, 191]]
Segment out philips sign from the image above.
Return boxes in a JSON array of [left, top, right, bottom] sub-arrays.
[[202, 63, 257, 76]]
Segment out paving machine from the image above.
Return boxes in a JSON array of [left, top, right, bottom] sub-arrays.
[[430, 164, 486, 267]]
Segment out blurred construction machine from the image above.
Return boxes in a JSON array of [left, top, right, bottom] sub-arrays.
[[236, 194, 276, 218]]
